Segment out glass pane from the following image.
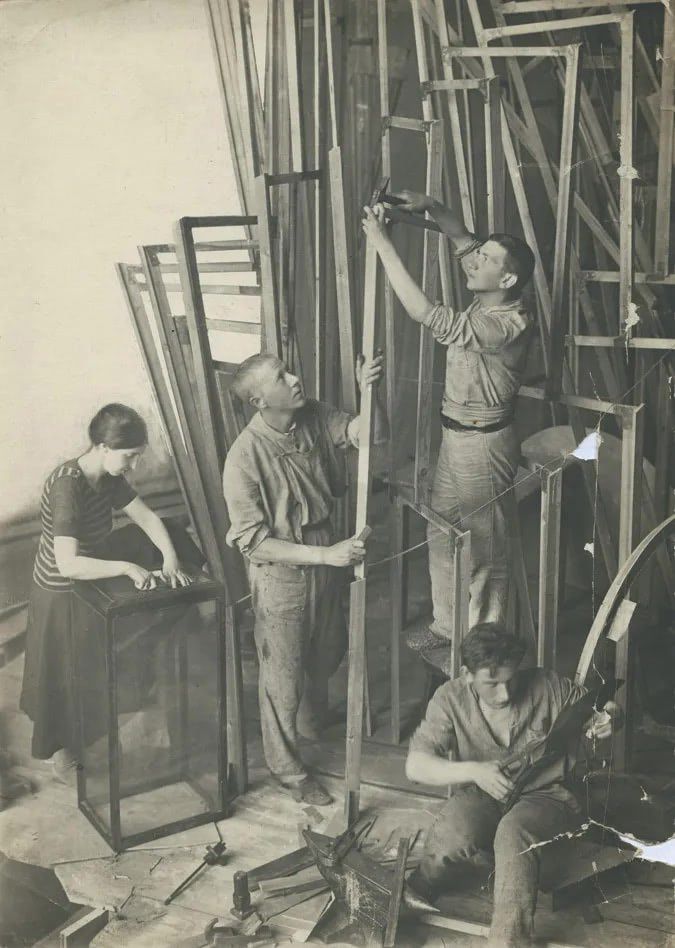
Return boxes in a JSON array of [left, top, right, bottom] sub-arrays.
[[72, 595, 111, 837], [115, 599, 222, 840]]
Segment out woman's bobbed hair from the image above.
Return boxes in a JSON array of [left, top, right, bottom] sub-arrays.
[[88, 404, 147, 450]]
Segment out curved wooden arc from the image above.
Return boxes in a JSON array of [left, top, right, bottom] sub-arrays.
[[575, 514, 675, 684]]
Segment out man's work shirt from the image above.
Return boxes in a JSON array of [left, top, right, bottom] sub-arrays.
[[223, 400, 357, 559], [409, 668, 587, 805], [421, 297, 532, 427]]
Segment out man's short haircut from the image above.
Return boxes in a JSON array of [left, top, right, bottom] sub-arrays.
[[230, 352, 279, 402], [488, 233, 535, 296], [460, 622, 527, 674]]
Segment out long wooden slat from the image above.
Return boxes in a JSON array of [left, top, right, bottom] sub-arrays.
[[378, 0, 397, 479], [344, 240, 378, 822], [432, 0, 476, 229], [537, 465, 563, 670], [655, 5, 675, 273], [546, 44, 581, 398], [614, 403, 644, 771], [414, 120, 444, 505], [255, 175, 283, 358], [485, 76, 505, 232], [450, 530, 471, 679]]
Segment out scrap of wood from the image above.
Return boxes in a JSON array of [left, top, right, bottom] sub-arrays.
[[256, 866, 324, 896], [269, 891, 333, 942], [607, 598, 637, 643]]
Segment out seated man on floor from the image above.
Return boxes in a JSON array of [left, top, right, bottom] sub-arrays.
[[223, 351, 386, 806], [406, 623, 621, 948]]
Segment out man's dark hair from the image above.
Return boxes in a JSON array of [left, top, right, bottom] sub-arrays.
[[488, 233, 535, 297], [460, 623, 527, 674]]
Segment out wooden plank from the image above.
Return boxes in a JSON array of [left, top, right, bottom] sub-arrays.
[[581, 271, 675, 285], [344, 240, 378, 821], [485, 76, 505, 232], [345, 577, 367, 824], [537, 466, 563, 670], [383, 837, 410, 948], [255, 175, 283, 358], [328, 148, 358, 413], [443, 45, 574, 58], [451, 530, 471, 679], [481, 13, 622, 41], [60, 907, 110, 947], [414, 121, 443, 504], [283, 0, 304, 172], [388, 497, 408, 745], [618, 13, 635, 333], [654, 5, 675, 273], [433, 0, 476, 229], [546, 44, 581, 399], [378, 0, 397, 479], [614, 403, 644, 771], [314, 0, 324, 399], [499, 0, 655, 9], [567, 335, 675, 350]]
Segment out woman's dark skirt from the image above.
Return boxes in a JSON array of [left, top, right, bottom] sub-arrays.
[[19, 520, 204, 760]]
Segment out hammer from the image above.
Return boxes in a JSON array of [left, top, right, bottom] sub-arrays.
[[368, 177, 442, 233]]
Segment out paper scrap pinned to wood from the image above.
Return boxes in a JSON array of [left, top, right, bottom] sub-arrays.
[[571, 431, 602, 461]]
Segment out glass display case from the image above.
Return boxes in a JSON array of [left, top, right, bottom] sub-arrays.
[[71, 575, 228, 850]]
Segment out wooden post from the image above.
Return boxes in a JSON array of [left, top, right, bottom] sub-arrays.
[[654, 6, 675, 273], [537, 465, 563, 670], [451, 530, 471, 679], [618, 13, 635, 334], [614, 403, 644, 771], [546, 44, 582, 399], [414, 120, 443, 505], [378, 0, 397, 478], [255, 174, 283, 358], [344, 239, 378, 822], [484, 76, 505, 233], [432, 0, 476, 229], [389, 495, 409, 744]]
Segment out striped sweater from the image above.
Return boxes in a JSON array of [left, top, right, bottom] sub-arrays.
[[33, 460, 136, 590]]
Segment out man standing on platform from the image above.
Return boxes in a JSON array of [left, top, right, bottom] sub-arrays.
[[362, 194, 535, 669], [223, 351, 386, 805], [406, 623, 622, 947]]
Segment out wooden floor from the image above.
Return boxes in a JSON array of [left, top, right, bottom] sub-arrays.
[[0, 502, 673, 945]]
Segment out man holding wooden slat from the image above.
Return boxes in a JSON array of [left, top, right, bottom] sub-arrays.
[[223, 352, 385, 805], [362, 196, 535, 668]]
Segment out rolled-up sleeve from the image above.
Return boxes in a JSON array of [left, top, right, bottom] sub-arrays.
[[319, 402, 358, 449], [408, 686, 457, 759], [422, 302, 530, 352], [223, 453, 271, 557]]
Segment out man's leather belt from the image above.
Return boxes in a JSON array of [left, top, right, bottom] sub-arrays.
[[440, 412, 513, 434]]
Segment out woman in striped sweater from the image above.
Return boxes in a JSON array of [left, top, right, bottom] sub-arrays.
[[20, 404, 204, 782]]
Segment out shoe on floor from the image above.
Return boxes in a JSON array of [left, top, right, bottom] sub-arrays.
[[51, 748, 79, 785], [273, 774, 333, 806], [406, 625, 451, 652]]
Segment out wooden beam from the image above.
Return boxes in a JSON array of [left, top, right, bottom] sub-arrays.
[[499, 0, 655, 9], [255, 175, 283, 358], [344, 240, 378, 821], [546, 44, 582, 399], [414, 121, 444, 505], [451, 530, 471, 679], [537, 466, 563, 670], [655, 5, 675, 273], [614, 403, 644, 771], [433, 0, 477, 229], [485, 77, 505, 232], [567, 335, 675, 350], [388, 496, 409, 744]]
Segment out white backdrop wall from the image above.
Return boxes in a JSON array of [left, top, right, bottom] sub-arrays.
[[0, 0, 250, 532]]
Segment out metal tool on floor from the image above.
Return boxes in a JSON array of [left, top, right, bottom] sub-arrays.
[[304, 827, 437, 947], [230, 871, 254, 920], [164, 835, 228, 905], [203, 918, 274, 947]]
